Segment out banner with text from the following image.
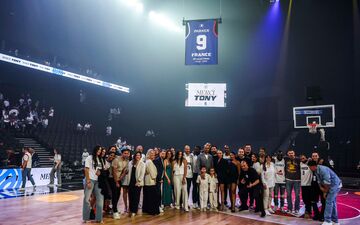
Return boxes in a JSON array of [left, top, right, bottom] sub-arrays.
[[185, 83, 226, 107], [0, 168, 57, 190], [185, 19, 218, 65]]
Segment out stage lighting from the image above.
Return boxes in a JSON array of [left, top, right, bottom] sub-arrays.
[[122, 0, 143, 13], [148, 11, 182, 33], [269, 0, 280, 3]]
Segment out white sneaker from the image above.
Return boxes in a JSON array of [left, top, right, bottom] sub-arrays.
[[265, 210, 272, 216], [170, 204, 175, 208], [184, 208, 189, 212], [159, 207, 164, 213], [321, 222, 332, 225], [113, 212, 120, 219], [175, 206, 180, 210], [131, 213, 136, 217], [268, 208, 275, 214]]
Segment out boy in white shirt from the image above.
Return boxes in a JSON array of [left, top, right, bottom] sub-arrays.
[[197, 166, 210, 211], [209, 168, 218, 211]]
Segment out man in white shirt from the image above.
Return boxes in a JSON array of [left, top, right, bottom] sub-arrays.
[[273, 151, 286, 212], [184, 145, 194, 205], [20, 147, 36, 189]]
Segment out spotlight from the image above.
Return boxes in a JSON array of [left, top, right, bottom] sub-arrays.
[[122, 0, 143, 13], [148, 11, 182, 33]]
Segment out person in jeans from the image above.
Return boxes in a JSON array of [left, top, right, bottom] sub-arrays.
[[284, 149, 301, 215], [273, 151, 286, 212], [308, 160, 342, 225], [82, 145, 104, 223], [49, 148, 62, 187], [20, 147, 36, 190]]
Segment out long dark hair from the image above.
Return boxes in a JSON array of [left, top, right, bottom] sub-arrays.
[[92, 145, 102, 169], [133, 151, 142, 164], [263, 155, 272, 172], [165, 149, 173, 163], [174, 151, 184, 167]]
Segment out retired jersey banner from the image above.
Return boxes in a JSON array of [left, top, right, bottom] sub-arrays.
[[185, 19, 218, 65], [185, 83, 226, 107]]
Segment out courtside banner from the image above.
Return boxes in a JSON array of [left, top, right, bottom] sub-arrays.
[[0, 168, 57, 190], [185, 19, 218, 65], [185, 83, 226, 107]]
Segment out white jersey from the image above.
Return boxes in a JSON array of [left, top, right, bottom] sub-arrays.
[[300, 162, 313, 186], [184, 153, 193, 178], [274, 158, 285, 184]]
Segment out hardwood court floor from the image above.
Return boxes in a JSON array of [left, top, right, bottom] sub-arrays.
[[0, 189, 280, 225]]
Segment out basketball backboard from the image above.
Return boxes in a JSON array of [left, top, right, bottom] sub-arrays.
[[293, 104, 335, 128]]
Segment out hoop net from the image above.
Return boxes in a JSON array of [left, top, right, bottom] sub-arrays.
[[307, 123, 318, 134]]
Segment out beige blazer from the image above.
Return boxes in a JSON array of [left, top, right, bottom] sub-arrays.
[[144, 160, 158, 186], [127, 160, 146, 186]]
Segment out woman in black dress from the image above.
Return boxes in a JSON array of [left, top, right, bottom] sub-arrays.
[[215, 150, 229, 211], [228, 152, 241, 212]]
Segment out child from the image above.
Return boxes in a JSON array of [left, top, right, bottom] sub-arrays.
[[209, 168, 218, 211], [197, 166, 210, 211]]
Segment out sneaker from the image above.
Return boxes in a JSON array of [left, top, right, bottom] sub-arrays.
[[113, 212, 120, 219], [285, 209, 292, 214], [131, 213, 136, 217], [184, 208, 189, 212], [260, 212, 266, 217], [175, 206, 180, 210], [268, 208, 275, 214], [274, 206, 278, 211], [265, 210, 271, 216], [294, 210, 299, 215], [159, 207, 164, 213], [170, 204, 175, 208], [321, 222, 332, 225], [280, 207, 285, 213], [47, 184, 54, 187]]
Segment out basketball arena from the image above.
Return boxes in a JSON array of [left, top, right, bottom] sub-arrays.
[[0, 1, 359, 225]]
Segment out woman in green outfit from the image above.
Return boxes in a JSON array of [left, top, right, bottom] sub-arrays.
[[162, 150, 173, 207]]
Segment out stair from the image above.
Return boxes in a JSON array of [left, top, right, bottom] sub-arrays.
[[16, 137, 54, 167]]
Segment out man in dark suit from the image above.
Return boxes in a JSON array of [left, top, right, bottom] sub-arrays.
[[197, 143, 213, 173], [153, 149, 166, 213]]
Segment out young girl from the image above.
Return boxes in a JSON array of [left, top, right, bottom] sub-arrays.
[[197, 166, 210, 211], [209, 168, 218, 211], [262, 155, 275, 216]]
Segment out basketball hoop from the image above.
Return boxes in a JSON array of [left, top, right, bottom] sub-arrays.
[[307, 122, 318, 134]]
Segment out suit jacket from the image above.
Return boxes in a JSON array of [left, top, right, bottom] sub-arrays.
[[144, 160, 158, 186], [197, 153, 214, 173], [153, 156, 164, 183]]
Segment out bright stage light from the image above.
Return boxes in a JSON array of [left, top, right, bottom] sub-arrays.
[[122, 0, 144, 13], [148, 11, 182, 33], [0, 53, 130, 93]]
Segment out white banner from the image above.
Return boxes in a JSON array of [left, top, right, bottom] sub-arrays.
[[185, 83, 226, 107], [0, 167, 57, 190]]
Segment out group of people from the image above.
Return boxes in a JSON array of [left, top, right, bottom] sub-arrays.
[[0, 92, 54, 133], [82, 143, 342, 225]]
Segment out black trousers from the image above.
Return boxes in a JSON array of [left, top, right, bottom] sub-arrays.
[[302, 186, 312, 214], [239, 183, 249, 209], [186, 178, 192, 196], [129, 185, 142, 213], [143, 185, 160, 215], [192, 173, 199, 205], [312, 183, 325, 219], [156, 181, 162, 208], [109, 178, 121, 213], [252, 186, 264, 214]]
